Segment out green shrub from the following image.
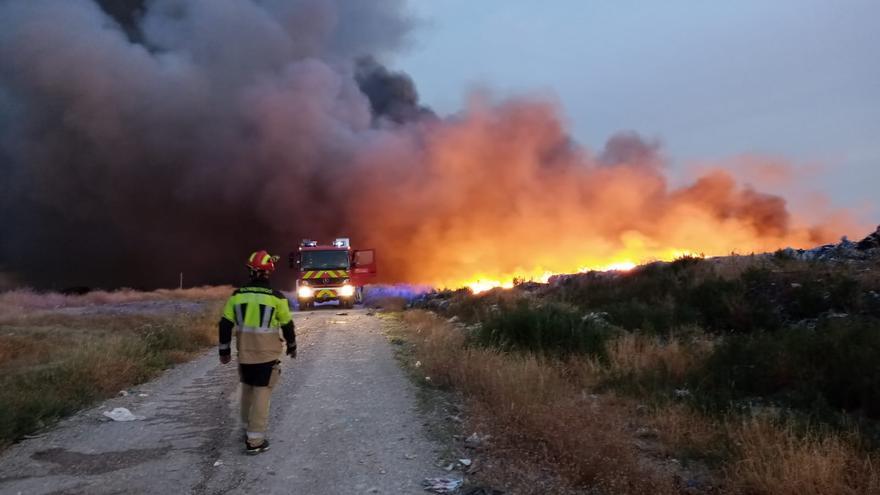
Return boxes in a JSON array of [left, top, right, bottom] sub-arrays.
[[470, 300, 620, 359], [694, 316, 880, 417], [604, 299, 676, 334]]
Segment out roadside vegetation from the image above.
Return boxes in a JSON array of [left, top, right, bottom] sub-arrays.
[[0, 287, 228, 447], [400, 254, 880, 494]]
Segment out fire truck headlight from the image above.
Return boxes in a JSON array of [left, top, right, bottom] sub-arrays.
[[339, 284, 355, 297], [297, 286, 314, 299]]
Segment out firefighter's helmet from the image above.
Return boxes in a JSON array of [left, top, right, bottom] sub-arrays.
[[246, 250, 279, 273]]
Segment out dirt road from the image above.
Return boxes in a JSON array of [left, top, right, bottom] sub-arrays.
[[0, 308, 445, 494]]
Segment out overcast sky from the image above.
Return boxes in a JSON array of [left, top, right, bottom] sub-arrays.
[[396, 0, 879, 221]]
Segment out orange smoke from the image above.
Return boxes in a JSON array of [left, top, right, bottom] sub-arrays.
[[347, 96, 858, 289]]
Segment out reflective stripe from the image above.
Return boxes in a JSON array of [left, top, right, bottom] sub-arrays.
[[219, 343, 231, 350], [240, 325, 279, 334], [260, 306, 274, 328], [234, 304, 243, 326]]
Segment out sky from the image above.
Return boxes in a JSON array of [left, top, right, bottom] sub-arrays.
[[396, 0, 879, 222]]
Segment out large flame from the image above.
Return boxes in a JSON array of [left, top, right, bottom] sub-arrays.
[[347, 98, 859, 290]]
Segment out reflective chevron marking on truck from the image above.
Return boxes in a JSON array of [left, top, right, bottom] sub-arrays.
[[302, 270, 349, 279], [315, 289, 337, 298]]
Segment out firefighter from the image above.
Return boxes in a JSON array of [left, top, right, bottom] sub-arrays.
[[218, 250, 296, 455]]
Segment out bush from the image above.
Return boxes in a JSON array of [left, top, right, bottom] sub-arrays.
[[604, 298, 676, 334], [470, 299, 619, 359], [695, 316, 880, 417]]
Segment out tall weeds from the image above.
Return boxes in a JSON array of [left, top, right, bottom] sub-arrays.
[[0, 286, 231, 318], [399, 310, 677, 494], [396, 309, 880, 494], [0, 298, 219, 446]]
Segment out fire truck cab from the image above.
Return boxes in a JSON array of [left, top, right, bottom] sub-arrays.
[[290, 238, 376, 310]]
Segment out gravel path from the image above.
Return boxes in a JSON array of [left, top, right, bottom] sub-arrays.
[[0, 308, 444, 494]]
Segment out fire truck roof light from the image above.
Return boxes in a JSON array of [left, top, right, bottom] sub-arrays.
[[333, 238, 350, 248], [301, 239, 318, 247]]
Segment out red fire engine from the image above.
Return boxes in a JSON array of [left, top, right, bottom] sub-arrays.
[[290, 238, 376, 310]]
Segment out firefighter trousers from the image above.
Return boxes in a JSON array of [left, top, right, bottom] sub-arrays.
[[240, 364, 281, 447]]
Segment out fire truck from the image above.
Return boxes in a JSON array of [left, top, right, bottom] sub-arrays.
[[290, 238, 376, 310]]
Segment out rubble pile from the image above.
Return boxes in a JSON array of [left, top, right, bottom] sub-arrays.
[[777, 225, 880, 262]]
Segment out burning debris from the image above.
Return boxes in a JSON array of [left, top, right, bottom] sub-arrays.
[[0, 0, 863, 290]]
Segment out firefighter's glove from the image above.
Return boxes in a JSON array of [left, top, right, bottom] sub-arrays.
[[286, 344, 297, 359], [219, 345, 232, 365]]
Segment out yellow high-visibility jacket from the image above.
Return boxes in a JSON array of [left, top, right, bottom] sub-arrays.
[[219, 281, 295, 364]]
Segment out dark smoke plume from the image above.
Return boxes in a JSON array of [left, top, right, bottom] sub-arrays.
[[355, 56, 435, 124], [0, 0, 416, 289], [95, 0, 147, 41], [0, 0, 854, 290]]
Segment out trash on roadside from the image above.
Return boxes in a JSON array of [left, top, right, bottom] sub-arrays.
[[117, 390, 129, 397], [423, 477, 463, 494], [465, 432, 490, 448], [138, 393, 149, 398], [336, 312, 348, 316], [213, 460, 223, 467], [102, 407, 144, 422], [458, 458, 472, 467]]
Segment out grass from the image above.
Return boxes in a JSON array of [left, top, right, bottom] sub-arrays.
[[0, 286, 232, 318], [418, 255, 880, 419], [726, 418, 879, 495], [601, 330, 714, 397], [393, 310, 678, 494], [0, 288, 225, 446], [401, 252, 880, 494]]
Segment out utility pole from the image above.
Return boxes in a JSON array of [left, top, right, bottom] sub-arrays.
[[179, 272, 183, 290]]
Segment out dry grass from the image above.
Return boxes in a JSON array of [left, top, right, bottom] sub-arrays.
[[397, 310, 678, 494], [643, 379, 880, 495], [650, 404, 731, 465], [395, 309, 880, 495], [0, 286, 231, 318], [0, 294, 220, 446], [604, 332, 714, 385], [726, 419, 879, 495]]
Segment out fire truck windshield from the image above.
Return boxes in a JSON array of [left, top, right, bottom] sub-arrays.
[[300, 250, 350, 270]]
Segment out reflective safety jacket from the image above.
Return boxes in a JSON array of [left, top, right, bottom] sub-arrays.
[[218, 280, 295, 364]]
